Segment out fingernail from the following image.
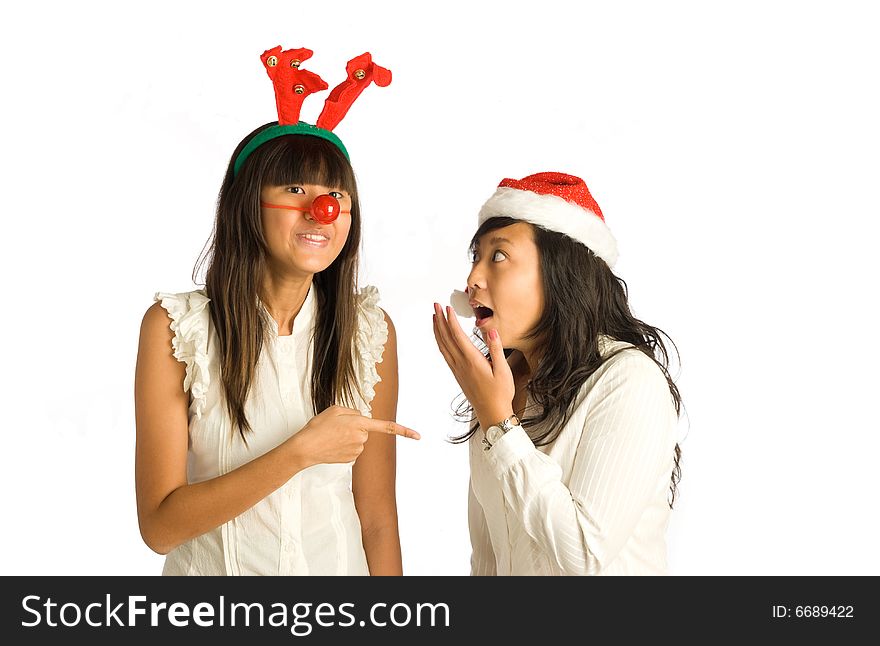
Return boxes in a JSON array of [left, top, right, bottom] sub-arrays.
[[489, 329, 498, 340]]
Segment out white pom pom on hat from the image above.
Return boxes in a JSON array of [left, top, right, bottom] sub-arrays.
[[477, 171, 618, 267]]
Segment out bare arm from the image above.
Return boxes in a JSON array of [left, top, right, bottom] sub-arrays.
[[352, 309, 404, 575], [134, 302, 315, 554], [135, 303, 417, 556]]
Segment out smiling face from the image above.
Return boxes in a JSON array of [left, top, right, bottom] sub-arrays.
[[260, 183, 353, 278], [467, 221, 545, 356]]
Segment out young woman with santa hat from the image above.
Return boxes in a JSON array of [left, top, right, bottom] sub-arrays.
[[435, 172, 682, 575]]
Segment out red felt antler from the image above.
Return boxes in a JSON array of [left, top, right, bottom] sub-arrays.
[[316, 52, 392, 131], [261, 46, 328, 125]]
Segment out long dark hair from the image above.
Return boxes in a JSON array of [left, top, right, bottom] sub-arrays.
[[454, 216, 683, 507], [194, 122, 362, 439]]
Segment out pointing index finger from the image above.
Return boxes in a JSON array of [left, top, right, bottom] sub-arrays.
[[368, 418, 421, 440]]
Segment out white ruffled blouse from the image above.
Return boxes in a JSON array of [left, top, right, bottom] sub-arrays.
[[153, 284, 388, 576]]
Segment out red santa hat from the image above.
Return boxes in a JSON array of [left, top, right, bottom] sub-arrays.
[[477, 171, 618, 267]]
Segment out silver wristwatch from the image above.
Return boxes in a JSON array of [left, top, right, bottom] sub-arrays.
[[482, 414, 521, 451]]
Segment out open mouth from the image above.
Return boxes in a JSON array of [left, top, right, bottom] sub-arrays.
[[473, 306, 494, 326]]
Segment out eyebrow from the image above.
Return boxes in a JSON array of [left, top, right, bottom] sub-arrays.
[[476, 236, 513, 248]]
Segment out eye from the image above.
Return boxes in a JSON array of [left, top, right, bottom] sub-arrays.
[[285, 186, 305, 194], [328, 190, 344, 199], [492, 250, 506, 262]]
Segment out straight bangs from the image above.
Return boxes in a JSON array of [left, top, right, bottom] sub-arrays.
[[263, 134, 357, 195]]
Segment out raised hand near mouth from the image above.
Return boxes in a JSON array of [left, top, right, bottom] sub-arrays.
[[432, 302, 515, 430]]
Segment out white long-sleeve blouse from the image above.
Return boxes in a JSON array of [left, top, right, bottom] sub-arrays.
[[468, 336, 679, 576]]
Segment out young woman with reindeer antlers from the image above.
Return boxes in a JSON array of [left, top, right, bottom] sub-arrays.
[[135, 46, 418, 576]]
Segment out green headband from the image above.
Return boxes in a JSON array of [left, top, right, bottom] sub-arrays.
[[233, 122, 350, 177]]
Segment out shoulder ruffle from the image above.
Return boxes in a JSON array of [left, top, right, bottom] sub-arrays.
[[154, 289, 211, 419], [355, 285, 389, 414]]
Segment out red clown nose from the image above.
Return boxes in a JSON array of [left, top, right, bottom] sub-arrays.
[[311, 194, 340, 224], [259, 194, 349, 224]]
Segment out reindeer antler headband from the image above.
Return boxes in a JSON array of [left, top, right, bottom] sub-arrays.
[[233, 46, 392, 177]]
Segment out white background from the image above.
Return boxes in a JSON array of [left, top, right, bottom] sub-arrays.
[[1, 0, 878, 576]]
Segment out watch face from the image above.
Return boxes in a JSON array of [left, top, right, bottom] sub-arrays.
[[487, 426, 504, 444]]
